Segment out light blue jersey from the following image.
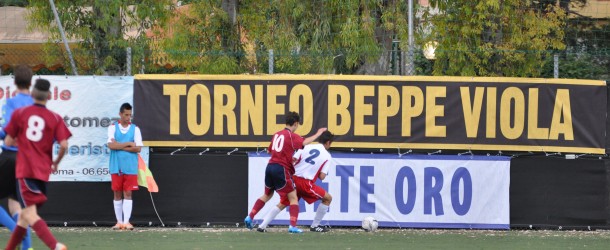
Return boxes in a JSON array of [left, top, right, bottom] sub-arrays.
[[1, 93, 34, 151], [109, 123, 139, 175]]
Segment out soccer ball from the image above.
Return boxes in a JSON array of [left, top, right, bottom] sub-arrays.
[[361, 216, 378, 232]]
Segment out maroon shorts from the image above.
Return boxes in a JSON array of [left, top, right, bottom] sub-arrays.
[[111, 174, 139, 191], [16, 178, 47, 208], [281, 176, 326, 206]]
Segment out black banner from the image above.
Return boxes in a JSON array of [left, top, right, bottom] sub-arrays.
[[134, 75, 607, 153]]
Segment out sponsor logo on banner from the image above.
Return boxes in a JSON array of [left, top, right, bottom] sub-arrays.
[[0, 76, 142, 181], [248, 153, 511, 229]]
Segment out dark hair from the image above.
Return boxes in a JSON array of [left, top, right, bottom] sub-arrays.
[[120, 103, 133, 113], [285, 111, 301, 126], [14, 65, 33, 90], [318, 131, 334, 144], [32, 78, 50, 101]]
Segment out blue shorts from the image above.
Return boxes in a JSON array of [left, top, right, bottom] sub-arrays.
[[264, 163, 295, 197]]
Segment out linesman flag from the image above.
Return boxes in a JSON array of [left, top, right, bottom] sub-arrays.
[[137, 154, 159, 192]]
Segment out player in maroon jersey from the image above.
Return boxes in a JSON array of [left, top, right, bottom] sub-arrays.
[[4, 79, 72, 250], [245, 111, 326, 233]]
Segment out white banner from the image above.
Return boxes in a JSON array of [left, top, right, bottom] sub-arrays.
[[248, 153, 510, 229], [0, 75, 145, 181]]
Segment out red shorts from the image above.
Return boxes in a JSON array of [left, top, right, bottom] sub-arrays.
[[111, 174, 139, 191], [281, 176, 326, 206], [16, 178, 47, 208]]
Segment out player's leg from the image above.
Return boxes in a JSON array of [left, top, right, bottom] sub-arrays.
[[6, 178, 66, 250], [286, 190, 302, 233], [258, 201, 288, 232], [277, 169, 301, 233], [122, 174, 138, 230], [0, 152, 17, 231], [122, 190, 134, 230], [0, 206, 16, 231], [111, 174, 124, 229], [245, 164, 280, 229], [0, 150, 32, 249], [311, 192, 332, 232], [9, 198, 32, 250]]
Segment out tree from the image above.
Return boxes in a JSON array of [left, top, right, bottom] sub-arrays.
[[155, 0, 414, 75], [27, 0, 174, 75], [424, 0, 566, 77], [0, 0, 28, 6]]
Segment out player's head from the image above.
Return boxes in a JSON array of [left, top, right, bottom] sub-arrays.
[[285, 111, 301, 131], [13, 64, 33, 90], [318, 130, 334, 149], [32, 78, 51, 102], [119, 103, 133, 124]]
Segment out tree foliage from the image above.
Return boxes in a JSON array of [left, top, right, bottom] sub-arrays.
[[27, 0, 174, 75], [424, 0, 566, 77], [156, 0, 413, 74]]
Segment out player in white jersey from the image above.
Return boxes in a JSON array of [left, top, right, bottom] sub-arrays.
[[256, 131, 334, 233]]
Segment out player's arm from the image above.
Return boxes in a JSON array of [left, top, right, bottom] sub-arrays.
[[122, 126, 144, 153], [52, 139, 68, 172], [318, 172, 327, 180], [108, 139, 136, 150], [122, 144, 141, 153], [317, 159, 330, 180], [3, 134, 16, 147], [303, 127, 327, 145]]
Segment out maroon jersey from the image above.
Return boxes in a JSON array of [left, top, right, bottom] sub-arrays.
[[4, 104, 72, 181], [267, 128, 304, 173]]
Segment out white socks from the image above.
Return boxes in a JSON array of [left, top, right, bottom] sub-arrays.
[[259, 206, 281, 229], [114, 199, 133, 224], [311, 204, 329, 228], [113, 200, 123, 223], [122, 199, 133, 224]]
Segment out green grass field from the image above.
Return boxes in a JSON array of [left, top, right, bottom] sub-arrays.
[[2, 227, 610, 250]]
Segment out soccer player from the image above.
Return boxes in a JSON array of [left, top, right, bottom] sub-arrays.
[[244, 111, 326, 233], [256, 131, 334, 233], [107, 103, 143, 230], [0, 64, 35, 250], [4, 79, 72, 250]]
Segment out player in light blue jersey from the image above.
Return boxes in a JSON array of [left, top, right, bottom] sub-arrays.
[[0, 65, 34, 250]]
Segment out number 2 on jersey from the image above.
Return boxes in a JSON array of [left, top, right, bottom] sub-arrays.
[[305, 149, 320, 165], [26, 115, 45, 142]]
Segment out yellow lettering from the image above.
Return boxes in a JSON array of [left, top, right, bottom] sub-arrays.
[[328, 85, 351, 135], [214, 85, 237, 135], [163, 85, 186, 135], [354, 86, 375, 136], [486, 87, 497, 138], [527, 88, 549, 139], [425, 86, 446, 137], [460, 87, 484, 138], [289, 84, 314, 135], [401, 86, 423, 137], [378, 86, 400, 136], [500, 87, 525, 139], [267, 85, 287, 135], [240, 85, 263, 135], [549, 89, 574, 140], [186, 84, 211, 136]]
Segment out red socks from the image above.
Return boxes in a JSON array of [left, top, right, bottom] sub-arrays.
[[249, 199, 266, 218], [289, 205, 299, 227], [4, 225, 26, 250], [32, 219, 58, 249]]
